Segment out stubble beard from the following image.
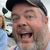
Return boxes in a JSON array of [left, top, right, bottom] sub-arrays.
[[16, 29, 47, 50]]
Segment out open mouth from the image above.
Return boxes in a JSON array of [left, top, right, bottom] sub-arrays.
[[17, 27, 33, 43], [18, 32, 33, 43], [20, 33, 32, 38]]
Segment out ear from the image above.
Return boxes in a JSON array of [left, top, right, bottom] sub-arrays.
[[47, 32, 50, 40], [44, 16, 48, 24], [43, 16, 48, 30]]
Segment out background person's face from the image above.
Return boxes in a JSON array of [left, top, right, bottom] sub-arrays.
[[0, 17, 3, 28], [11, 3, 48, 50]]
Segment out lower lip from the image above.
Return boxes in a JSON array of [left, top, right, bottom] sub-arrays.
[[20, 35, 33, 43]]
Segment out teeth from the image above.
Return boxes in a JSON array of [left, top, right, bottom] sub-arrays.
[[20, 32, 28, 34]]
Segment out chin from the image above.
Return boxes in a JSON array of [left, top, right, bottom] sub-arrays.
[[17, 42, 38, 50]]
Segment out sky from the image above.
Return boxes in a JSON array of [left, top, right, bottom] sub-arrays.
[[0, 0, 50, 31]]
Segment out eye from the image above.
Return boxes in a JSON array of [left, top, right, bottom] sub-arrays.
[[26, 15, 33, 19], [11, 16, 20, 22], [28, 16, 33, 18]]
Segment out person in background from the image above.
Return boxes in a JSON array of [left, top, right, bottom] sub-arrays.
[[6, 0, 50, 50], [0, 15, 8, 50]]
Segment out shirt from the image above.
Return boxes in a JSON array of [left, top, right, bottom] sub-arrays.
[[46, 41, 50, 50], [0, 29, 8, 50]]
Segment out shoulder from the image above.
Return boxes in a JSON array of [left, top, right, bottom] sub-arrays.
[[0, 28, 8, 43], [0, 29, 7, 38], [0, 29, 6, 34]]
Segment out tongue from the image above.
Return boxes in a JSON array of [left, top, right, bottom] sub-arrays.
[[21, 33, 32, 43], [22, 33, 30, 38]]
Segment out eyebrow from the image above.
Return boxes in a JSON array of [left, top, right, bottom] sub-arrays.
[[11, 10, 34, 16], [11, 9, 36, 17], [11, 13, 16, 16], [11, 13, 19, 18], [24, 9, 34, 13]]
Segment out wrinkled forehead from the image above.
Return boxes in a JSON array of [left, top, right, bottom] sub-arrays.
[[12, 3, 46, 18], [11, 3, 44, 17]]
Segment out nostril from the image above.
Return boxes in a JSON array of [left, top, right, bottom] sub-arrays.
[[18, 25, 21, 27], [23, 24, 26, 26], [18, 24, 26, 27]]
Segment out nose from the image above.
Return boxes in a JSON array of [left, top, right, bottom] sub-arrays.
[[18, 23, 26, 27], [17, 18, 27, 27]]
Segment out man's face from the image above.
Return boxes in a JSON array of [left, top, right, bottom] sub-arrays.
[[11, 3, 48, 50]]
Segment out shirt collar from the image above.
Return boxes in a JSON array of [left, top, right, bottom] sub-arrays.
[[46, 41, 50, 50]]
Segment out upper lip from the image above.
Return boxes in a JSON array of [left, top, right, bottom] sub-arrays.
[[17, 27, 33, 38], [18, 30, 33, 34], [17, 26, 33, 34]]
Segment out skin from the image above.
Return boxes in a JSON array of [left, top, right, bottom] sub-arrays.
[[0, 15, 5, 30], [0, 17, 3, 28], [11, 3, 50, 50]]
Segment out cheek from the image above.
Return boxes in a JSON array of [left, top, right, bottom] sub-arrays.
[[28, 20, 43, 32], [12, 23, 18, 41], [13, 23, 17, 29], [12, 23, 17, 34]]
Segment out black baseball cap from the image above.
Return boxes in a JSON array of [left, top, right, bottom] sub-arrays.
[[6, 0, 47, 16]]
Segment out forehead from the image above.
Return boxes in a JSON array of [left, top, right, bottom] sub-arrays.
[[12, 3, 39, 14], [12, 2, 36, 10]]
